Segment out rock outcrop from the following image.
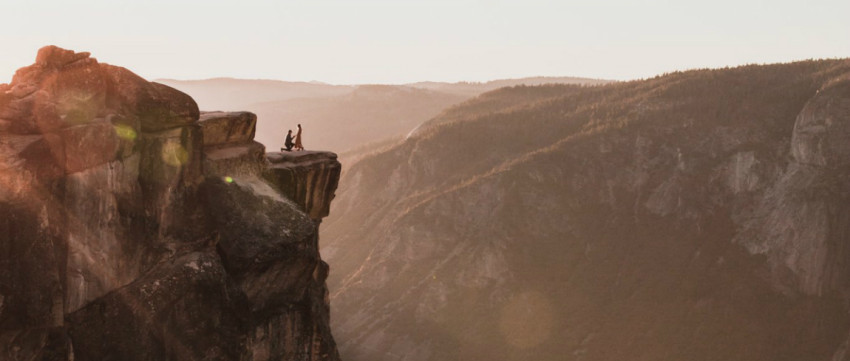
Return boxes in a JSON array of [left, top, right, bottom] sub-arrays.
[[0, 46, 341, 361], [736, 78, 850, 296], [265, 151, 341, 220], [199, 111, 266, 177]]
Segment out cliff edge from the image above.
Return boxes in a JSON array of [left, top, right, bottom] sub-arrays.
[[0, 46, 341, 361]]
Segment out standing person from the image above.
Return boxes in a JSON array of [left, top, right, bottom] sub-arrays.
[[282, 129, 295, 151], [294, 123, 304, 151]]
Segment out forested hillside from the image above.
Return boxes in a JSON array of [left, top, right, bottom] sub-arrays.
[[322, 59, 850, 361]]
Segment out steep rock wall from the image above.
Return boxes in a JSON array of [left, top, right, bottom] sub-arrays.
[[736, 78, 850, 296], [265, 151, 341, 221], [0, 46, 341, 361]]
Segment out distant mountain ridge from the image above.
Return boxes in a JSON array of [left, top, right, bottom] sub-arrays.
[[405, 76, 611, 96], [157, 76, 610, 154], [407, 76, 610, 97], [246, 84, 468, 153], [156, 76, 608, 112], [155, 77, 354, 111]]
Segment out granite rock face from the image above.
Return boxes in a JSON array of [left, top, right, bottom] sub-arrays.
[[265, 151, 342, 220], [199, 111, 258, 147], [199, 111, 267, 179], [0, 46, 341, 361], [736, 78, 850, 296]]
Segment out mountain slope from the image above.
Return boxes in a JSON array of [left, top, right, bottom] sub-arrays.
[[408, 76, 610, 97], [321, 59, 850, 361]]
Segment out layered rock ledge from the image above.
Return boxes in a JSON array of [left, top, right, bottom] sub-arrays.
[[265, 151, 342, 220], [0, 46, 341, 361]]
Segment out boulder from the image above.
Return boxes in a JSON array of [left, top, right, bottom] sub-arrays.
[[199, 111, 257, 147], [199, 111, 266, 178]]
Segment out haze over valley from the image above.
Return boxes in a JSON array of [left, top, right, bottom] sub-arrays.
[[166, 58, 850, 361], [159, 77, 609, 156], [320, 59, 850, 361], [2, 0, 849, 360]]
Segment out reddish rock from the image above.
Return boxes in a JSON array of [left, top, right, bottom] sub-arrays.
[[1, 46, 198, 135], [61, 121, 120, 173], [0, 46, 341, 361], [0, 133, 65, 193], [35, 45, 92, 68]]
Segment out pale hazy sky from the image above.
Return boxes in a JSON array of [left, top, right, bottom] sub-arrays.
[[2, 0, 848, 84]]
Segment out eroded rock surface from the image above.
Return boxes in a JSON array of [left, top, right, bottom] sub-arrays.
[[0, 46, 341, 361], [265, 151, 341, 220], [200, 111, 258, 147], [199, 111, 266, 178]]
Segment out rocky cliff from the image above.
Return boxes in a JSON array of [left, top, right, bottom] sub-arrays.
[[322, 60, 850, 361], [0, 46, 341, 361]]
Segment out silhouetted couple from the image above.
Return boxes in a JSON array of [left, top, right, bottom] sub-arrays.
[[282, 124, 304, 152]]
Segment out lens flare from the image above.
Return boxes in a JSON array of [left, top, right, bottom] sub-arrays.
[[113, 124, 137, 141], [161, 142, 188, 167], [224, 176, 234, 183]]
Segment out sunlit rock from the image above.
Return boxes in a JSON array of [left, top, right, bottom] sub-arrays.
[[0, 46, 341, 361], [199, 111, 257, 147], [199, 111, 266, 178]]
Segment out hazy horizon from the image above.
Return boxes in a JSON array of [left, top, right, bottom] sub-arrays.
[[154, 75, 606, 86], [2, 0, 848, 85]]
